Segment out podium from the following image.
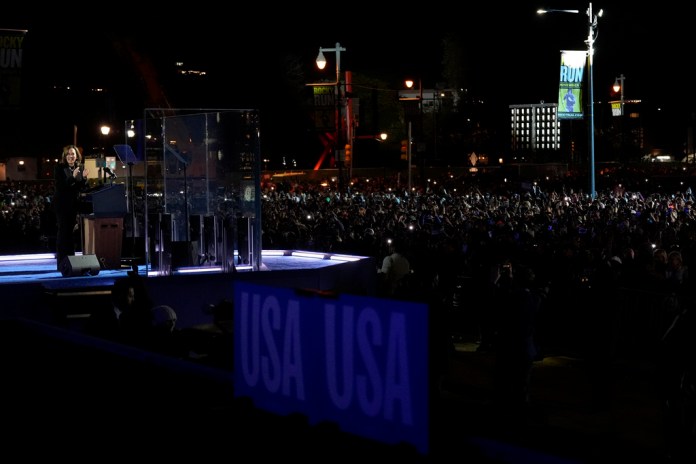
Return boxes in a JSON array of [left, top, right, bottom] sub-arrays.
[[82, 216, 124, 269], [80, 183, 127, 217], [79, 183, 127, 269]]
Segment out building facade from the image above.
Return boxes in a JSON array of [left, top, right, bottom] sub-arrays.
[[509, 102, 561, 155]]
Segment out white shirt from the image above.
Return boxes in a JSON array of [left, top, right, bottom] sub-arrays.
[[379, 252, 411, 294]]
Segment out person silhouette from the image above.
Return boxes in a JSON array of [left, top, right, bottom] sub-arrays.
[[563, 88, 576, 113], [53, 144, 90, 272]]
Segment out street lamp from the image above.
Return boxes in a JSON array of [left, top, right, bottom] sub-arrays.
[[403, 78, 422, 193], [613, 73, 625, 115], [538, 3, 603, 199], [405, 79, 423, 101], [99, 124, 111, 183], [612, 74, 626, 160], [315, 42, 347, 190], [353, 133, 388, 142]]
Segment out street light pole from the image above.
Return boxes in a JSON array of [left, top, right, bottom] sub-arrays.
[[586, 2, 599, 199], [404, 78, 422, 193], [407, 121, 412, 192], [538, 3, 603, 199], [316, 42, 347, 191], [100, 124, 111, 183], [613, 74, 625, 160]]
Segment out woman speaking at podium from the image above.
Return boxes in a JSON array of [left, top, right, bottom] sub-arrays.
[[53, 144, 90, 272]]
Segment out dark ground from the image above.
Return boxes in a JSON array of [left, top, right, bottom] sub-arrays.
[[0, 318, 667, 463]]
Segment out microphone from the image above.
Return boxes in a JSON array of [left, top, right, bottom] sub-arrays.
[[104, 167, 117, 179]]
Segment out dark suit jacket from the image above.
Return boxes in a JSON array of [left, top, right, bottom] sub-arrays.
[[53, 162, 88, 217]]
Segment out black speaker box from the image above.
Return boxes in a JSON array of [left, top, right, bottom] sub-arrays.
[[60, 255, 101, 277]]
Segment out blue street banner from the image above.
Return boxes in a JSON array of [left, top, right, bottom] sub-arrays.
[[0, 29, 26, 109], [234, 282, 430, 454], [558, 50, 586, 120]]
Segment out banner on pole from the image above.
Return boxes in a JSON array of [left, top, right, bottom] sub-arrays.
[[557, 50, 586, 120], [610, 101, 623, 117], [0, 29, 27, 110]]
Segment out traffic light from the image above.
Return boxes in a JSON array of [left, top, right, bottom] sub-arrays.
[[344, 143, 352, 162], [400, 139, 408, 160]]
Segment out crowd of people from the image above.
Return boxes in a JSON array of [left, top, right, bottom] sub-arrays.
[[0, 180, 54, 254], [1, 166, 695, 459], [263, 173, 696, 299], [11, 167, 692, 346], [3, 169, 696, 306], [3, 169, 696, 303]]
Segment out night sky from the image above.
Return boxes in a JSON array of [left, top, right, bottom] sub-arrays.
[[2, 3, 692, 161]]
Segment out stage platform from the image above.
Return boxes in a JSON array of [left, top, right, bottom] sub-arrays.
[[0, 251, 378, 329]]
